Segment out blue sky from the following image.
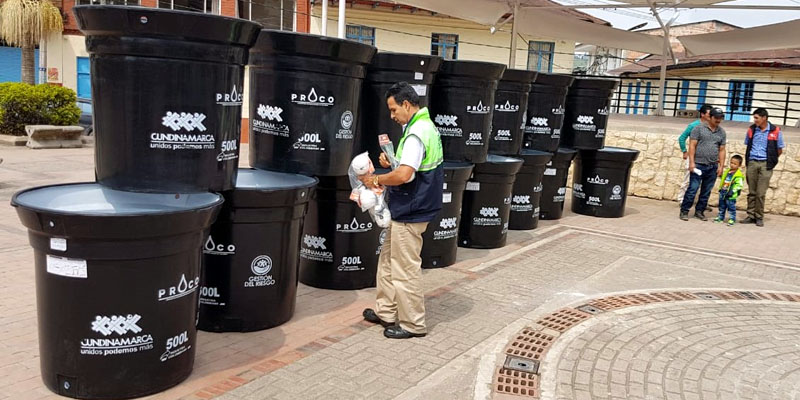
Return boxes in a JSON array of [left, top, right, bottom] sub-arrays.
[[557, 0, 800, 29]]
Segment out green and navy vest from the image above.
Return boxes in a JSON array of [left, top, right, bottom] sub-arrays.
[[388, 107, 445, 223]]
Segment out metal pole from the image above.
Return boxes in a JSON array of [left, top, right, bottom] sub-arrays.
[[337, 0, 346, 39], [646, 0, 673, 116], [673, 81, 680, 115], [508, 1, 519, 68], [38, 37, 47, 84], [784, 86, 791, 126], [280, 0, 284, 30], [321, 0, 328, 36], [656, 37, 668, 116]]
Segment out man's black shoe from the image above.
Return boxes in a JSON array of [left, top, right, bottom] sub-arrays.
[[756, 219, 764, 227], [384, 325, 426, 339], [741, 217, 756, 224], [694, 211, 708, 221], [679, 211, 689, 221], [362, 308, 393, 328]]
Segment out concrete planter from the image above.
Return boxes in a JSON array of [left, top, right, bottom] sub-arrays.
[[25, 125, 84, 149]]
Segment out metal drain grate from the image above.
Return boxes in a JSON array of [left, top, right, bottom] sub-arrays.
[[576, 304, 603, 315], [504, 355, 540, 374], [694, 292, 720, 300], [505, 329, 555, 360], [495, 367, 539, 397], [536, 308, 591, 332], [735, 291, 761, 300]]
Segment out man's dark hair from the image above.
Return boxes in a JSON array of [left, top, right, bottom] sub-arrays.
[[753, 108, 769, 118], [385, 82, 420, 107], [732, 154, 743, 163], [698, 104, 713, 116]]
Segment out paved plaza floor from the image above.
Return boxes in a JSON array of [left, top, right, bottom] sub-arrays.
[[2, 145, 800, 400]]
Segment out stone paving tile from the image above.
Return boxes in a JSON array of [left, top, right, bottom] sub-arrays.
[[545, 302, 800, 400]]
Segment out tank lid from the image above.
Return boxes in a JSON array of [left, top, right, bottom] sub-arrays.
[[517, 149, 553, 166], [580, 147, 640, 163], [236, 169, 318, 191], [439, 60, 506, 80], [370, 52, 443, 73], [443, 162, 475, 183], [11, 183, 222, 216], [571, 77, 618, 91], [473, 155, 523, 175], [443, 161, 474, 170], [486, 154, 524, 164], [501, 69, 537, 84], [551, 147, 579, 163], [534, 73, 575, 87], [74, 5, 261, 48], [251, 29, 376, 65]]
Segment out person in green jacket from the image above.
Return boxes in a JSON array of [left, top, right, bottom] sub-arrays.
[[714, 154, 744, 226], [677, 104, 713, 203]]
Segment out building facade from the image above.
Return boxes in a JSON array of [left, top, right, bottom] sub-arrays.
[[610, 49, 800, 127]]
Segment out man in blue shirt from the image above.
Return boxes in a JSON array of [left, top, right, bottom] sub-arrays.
[[742, 108, 785, 227], [677, 104, 713, 203]]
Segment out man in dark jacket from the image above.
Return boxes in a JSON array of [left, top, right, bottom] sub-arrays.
[[742, 108, 785, 227], [359, 82, 444, 339]]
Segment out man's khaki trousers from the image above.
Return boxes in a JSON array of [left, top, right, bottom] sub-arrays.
[[746, 160, 773, 220], [375, 220, 429, 334]]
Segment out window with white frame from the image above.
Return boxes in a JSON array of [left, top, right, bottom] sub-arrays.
[[239, 0, 295, 30]]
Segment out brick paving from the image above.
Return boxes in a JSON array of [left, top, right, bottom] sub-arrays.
[[1, 145, 800, 400]]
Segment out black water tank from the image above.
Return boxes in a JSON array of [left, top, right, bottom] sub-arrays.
[[248, 30, 377, 176], [539, 147, 577, 220], [509, 150, 553, 230], [488, 69, 537, 156], [12, 184, 222, 399], [431, 60, 506, 163], [299, 175, 385, 289], [74, 5, 260, 193], [421, 162, 474, 268], [522, 73, 574, 153], [572, 147, 640, 218], [459, 155, 523, 249], [360, 52, 442, 165], [199, 169, 317, 332], [561, 78, 618, 150]]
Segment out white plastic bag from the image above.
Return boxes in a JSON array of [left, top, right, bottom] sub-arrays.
[[348, 152, 391, 228]]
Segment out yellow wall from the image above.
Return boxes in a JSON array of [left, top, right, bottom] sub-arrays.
[[309, 6, 575, 73], [45, 33, 89, 90]]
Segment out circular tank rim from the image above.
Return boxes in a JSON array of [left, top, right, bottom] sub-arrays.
[[11, 183, 224, 217]]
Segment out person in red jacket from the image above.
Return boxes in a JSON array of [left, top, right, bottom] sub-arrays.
[[741, 108, 785, 227]]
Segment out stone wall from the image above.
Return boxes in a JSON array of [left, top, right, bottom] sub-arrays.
[[603, 126, 800, 217]]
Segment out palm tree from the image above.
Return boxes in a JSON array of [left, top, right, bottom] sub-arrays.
[[0, 0, 63, 84]]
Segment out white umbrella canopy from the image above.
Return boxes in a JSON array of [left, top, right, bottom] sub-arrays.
[[387, 0, 509, 26], [679, 19, 800, 56], [389, 0, 666, 54], [515, 6, 664, 54], [599, 0, 724, 5]]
